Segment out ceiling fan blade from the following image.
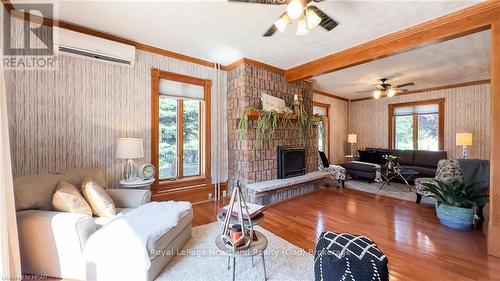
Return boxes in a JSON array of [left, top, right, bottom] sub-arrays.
[[228, 0, 286, 4], [312, 0, 325, 2], [263, 12, 287, 37], [396, 82, 416, 88], [308, 6, 339, 31], [354, 90, 373, 94], [263, 25, 278, 37]]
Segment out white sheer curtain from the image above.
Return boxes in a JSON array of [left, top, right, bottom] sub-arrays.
[[0, 66, 21, 278]]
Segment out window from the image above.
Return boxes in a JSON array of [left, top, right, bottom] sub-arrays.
[[313, 102, 330, 154], [389, 99, 444, 151], [151, 69, 211, 190]]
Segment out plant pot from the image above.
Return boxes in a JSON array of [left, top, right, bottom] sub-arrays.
[[435, 201, 477, 231]]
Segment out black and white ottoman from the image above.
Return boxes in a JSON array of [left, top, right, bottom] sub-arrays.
[[314, 231, 388, 281]]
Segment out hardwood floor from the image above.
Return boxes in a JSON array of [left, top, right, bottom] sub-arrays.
[[193, 187, 500, 281], [26, 187, 500, 281]]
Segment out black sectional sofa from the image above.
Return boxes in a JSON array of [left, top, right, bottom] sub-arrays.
[[342, 147, 447, 182]]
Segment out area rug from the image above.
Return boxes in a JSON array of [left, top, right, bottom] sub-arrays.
[[156, 222, 313, 281], [344, 179, 435, 205]]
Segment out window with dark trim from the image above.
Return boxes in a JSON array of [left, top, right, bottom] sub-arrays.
[[389, 98, 445, 151], [151, 69, 211, 191]]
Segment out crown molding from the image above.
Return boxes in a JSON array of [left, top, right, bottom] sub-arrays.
[[2, 0, 228, 70], [350, 79, 491, 102], [313, 90, 349, 102], [225, 57, 286, 75]]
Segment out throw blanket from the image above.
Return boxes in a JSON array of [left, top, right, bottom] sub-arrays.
[[85, 201, 192, 281], [350, 161, 382, 182], [458, 159, 490, 191]]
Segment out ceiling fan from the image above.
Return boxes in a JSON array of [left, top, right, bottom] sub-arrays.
[[355, 78, 416, 99], [228, 0, 339, 36]]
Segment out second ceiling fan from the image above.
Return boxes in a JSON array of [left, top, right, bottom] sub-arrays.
[[228, 0, 339, 36], [356, 78, 416, 99]]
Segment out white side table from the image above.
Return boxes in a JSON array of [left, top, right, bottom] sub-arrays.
[[119, 178, 154, 189]]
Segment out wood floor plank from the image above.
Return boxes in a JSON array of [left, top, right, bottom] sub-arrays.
[[193, 187, 500, 281]]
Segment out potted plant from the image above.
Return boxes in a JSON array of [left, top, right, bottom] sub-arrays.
[[422, 180, 488, 231], [383, 154, 398, 170]]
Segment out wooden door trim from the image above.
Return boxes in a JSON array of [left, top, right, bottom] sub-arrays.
[[313, 102, 331, 158]]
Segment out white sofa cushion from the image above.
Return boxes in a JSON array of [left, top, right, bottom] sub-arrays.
[[93, 208, 134, 229]]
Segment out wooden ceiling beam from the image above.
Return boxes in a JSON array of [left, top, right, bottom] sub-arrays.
[[285, 1, 500, 82]]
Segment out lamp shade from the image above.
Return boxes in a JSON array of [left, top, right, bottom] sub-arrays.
[[456, 133, 473, 146], [348, 134, 357, 144], [116, 138, 144, 159]]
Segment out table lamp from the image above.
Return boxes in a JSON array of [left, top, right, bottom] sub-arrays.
[[116, 137, 144, 181], [347, 134, 357, 156], [456, 133, 473, 159]]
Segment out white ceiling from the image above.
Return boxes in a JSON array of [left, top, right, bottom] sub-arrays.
[[12, 0, 482, 69], [314, 30, 491, 100]]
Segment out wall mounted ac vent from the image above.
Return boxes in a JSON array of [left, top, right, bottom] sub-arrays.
[[58, 46, 132, 65], [54, 27, 136, 66]]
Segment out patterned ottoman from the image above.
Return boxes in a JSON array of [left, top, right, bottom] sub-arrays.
[[314, 231, 388, 281]]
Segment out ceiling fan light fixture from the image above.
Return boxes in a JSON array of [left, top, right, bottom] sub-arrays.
[[305, 7, 321, 29], [296, 15, 309, 36], [287, 0, 304, 20], [387, 88, 397, 98], [274, 13, 290, 32], [373, 90, 382, 99]]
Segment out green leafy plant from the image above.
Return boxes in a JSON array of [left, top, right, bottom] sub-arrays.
[[383, 154, 397, 162], [238, 108, 253, 139], [238, 101, 322, 151], [422, 180, 489, 209], [256, 110, 278, 148]]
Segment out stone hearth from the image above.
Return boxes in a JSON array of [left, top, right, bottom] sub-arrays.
[[227, 62, 321, 204]]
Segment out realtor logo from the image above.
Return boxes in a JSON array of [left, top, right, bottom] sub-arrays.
[[3, 3, 56, 69]]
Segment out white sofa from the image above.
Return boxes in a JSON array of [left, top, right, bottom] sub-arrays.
[[14, 168, 192, 281]]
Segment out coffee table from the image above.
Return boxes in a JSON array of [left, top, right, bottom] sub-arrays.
[[215, 230, 268, 281], [379, 167, 418, 191]]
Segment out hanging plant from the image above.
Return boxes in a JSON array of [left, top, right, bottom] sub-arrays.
[[238, 101, 321, 151]]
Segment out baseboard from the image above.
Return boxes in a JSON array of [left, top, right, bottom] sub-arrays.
[[151, 182, 228, 204]]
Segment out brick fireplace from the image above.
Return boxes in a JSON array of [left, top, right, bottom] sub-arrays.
[[227, 62, 323, 203]]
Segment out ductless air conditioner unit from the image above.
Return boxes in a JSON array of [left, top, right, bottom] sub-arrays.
[[53, 27, 136, 66]]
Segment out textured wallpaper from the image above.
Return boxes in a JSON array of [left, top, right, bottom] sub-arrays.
[[350, 83, 491, 160], [4, 18, 228, 188]]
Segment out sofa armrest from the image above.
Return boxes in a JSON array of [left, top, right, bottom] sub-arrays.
[[17, 210, 96, 280], [106, 189, 151, 208]]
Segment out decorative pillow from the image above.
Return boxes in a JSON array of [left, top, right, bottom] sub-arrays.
[[81, 177, 116, 217], [52, 180, 92, 215]]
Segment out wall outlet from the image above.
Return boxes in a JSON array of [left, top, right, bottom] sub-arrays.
[[222, 190, 227, 197], [208, 193, 213, 200]]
